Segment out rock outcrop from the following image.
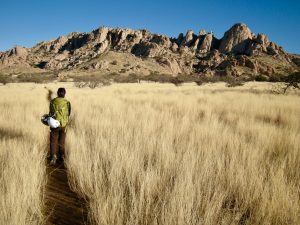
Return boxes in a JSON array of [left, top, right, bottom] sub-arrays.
[[0, 45, 30, 67], [219, 23, 252, 54], [0, 23, 298, 78], [157, 58, 182, 75], [9, 45, 28, 58], [180, 30, 196, 47], [198, 33, 213, 53]]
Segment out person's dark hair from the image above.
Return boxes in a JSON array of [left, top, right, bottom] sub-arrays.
[[57, 87, 66, 97]]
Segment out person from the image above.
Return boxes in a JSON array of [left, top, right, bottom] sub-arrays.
[[48, 87, 71, 165]]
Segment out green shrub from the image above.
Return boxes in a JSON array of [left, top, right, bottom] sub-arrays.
[[284, 71, 300, 83], [255, 75, 269, 82]]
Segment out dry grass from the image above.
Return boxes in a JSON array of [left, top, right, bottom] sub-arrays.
[[64, 82, 300, 225], [0, 85, 48, 225], [0, 82, 299, 225]]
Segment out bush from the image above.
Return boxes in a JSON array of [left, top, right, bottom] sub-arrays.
[[119, 69, 127, 73], [284, 71, 300, 83], [18, 74, 57, 83], [113, 74, 141, 83], [170, 77, 184, 86], [0, 76, 11, 85], [269, 74, 283, 82], [106, 72, 118, 77], [74, 80, 111, 89], [226, 80, 245, 87], [255, 75, 269, 82], [282, 71, 300, 93], [111, 60, 118, 65], [142, 74, 172, 83]]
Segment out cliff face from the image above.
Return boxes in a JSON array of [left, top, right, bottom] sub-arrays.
[[0, 23, 299, 78]]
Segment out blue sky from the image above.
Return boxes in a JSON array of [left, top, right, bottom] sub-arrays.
[[0, 0, 299, 53]]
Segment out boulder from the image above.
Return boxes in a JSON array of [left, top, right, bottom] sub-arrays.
[[246, 42, 264, 55], [54, 51, 68, 61], [90, 60, 109, 70], [237, 55, 256, 68], [246, 33, 269, 55], [179, 46, 190, 55], [51, 36, 68, 52], [157, 58, 182, 75], [9, 46, 28, 58], [96, 40, 109, 54], [45, 59, 65, 70], [236, 55, 276, 75], [217, 59, 237, 69], [36, 36, 68, 53], [131, 42, 164, 57], [198, 33, 213, 53], [93, 27, 109, 43], [256, 33, 269, 46], [110, 29, 146, 51], [59, 33, 90, 52], [257, 63, 275, 75], [267, 42, 280, 55], [151, 34, 171, 48], [171, 43, 179, 52], [219, 23, 252, 54], [192, 38, 200, 50], [180, 30, 195, 47], [127, 30, 144, 45], [193, 50, 226, 73]]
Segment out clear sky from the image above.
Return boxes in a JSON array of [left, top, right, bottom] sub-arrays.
[[0, 0, 299, 53]]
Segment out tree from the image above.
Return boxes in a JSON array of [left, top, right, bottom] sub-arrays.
[[283, 71, 300, 93]]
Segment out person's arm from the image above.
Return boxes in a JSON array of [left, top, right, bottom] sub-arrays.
[[68, 101, 71, 116], [49, 101, 54, 116]]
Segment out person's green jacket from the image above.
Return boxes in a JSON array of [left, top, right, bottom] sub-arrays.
[[49, 97, 71, 128]]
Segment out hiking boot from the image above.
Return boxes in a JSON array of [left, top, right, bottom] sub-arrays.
[[57, 155, 64, 165], [49, 154, 57, 166]]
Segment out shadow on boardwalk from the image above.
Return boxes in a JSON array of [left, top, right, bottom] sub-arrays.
[[44, 163, 89, 225]]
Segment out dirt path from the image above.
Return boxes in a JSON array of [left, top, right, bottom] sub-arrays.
[[44, 163, 89, 225]]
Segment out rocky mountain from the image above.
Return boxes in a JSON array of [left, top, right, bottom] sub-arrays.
[[0, 23, 299, 80]]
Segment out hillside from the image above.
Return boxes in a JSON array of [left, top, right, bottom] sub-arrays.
[[0, 23, 299, 82]]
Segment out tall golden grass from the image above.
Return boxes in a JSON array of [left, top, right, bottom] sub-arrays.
[[65, 83, 300, 225], [0, 82, 299, 225], [0, 84, 47, 225]]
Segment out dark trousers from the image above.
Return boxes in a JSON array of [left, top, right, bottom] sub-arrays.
[[50, 127, 66, 158]]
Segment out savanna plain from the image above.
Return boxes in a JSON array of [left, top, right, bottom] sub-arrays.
[[0, 82, 300, 225]]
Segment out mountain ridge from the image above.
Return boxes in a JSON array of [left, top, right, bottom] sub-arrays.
[[0, 23, 299, 81]]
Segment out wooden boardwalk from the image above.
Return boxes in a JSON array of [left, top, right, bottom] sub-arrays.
[[44, 163, 89, 225]]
